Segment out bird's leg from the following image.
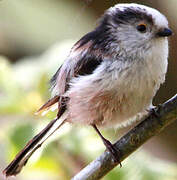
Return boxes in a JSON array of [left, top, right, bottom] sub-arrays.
[[92, 124, 122, 167]]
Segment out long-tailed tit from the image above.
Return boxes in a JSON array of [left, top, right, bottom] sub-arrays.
[[3, 3, 172, 177]]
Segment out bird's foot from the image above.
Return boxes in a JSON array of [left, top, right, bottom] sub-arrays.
[[92, 124, 122, 167], [147, 105, 161, 118], [146, 105, 163, 125], [103, 138, 122, 167]]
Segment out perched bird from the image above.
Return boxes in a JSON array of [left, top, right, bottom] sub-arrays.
[[3, 3, 172, 177]]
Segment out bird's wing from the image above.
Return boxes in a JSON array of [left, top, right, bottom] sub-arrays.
[[38, 32, 104, 114]]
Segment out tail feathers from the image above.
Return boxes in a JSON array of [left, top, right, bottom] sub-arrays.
[[36, 95, 60, 115], [3, 113, 67, 177]]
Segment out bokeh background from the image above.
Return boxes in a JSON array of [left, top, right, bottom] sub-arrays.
[[0, 0, 177, 180]]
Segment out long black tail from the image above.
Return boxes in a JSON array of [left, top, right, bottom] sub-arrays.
[[3, 111, 67, 177]]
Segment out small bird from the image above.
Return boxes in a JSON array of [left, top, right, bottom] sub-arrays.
[[3, 3, 172, 177]]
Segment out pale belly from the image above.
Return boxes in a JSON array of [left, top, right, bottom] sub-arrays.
[[66, 75, 158, 127], [65, 54, 167, 127], [96, 89, 154, 127]]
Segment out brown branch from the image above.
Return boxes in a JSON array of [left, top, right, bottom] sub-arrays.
[[72, 94, 177, 180]]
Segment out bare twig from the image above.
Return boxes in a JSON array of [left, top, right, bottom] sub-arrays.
[[72, 94, 177, 180]]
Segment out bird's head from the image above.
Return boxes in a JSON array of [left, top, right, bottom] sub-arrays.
[[97, 3, 172, 59]]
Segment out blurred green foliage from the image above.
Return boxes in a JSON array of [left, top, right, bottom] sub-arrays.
[[0, 42, 177, 180]]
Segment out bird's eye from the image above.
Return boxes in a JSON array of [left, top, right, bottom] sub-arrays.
[[136, 24, 147, 33]]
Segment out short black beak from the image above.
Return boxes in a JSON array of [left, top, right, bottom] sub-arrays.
[[157, 28, 173, 37]]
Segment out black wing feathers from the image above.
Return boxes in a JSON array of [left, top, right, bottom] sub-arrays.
[[74, 53, 102, 76]]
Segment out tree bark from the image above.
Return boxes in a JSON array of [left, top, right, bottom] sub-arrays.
[[72, 94, 177, 180]]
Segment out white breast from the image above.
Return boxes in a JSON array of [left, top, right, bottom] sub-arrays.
[[65, 39, 168, 127]]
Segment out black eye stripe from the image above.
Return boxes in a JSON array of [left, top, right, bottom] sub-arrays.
[[136, 24, 147, 32]]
